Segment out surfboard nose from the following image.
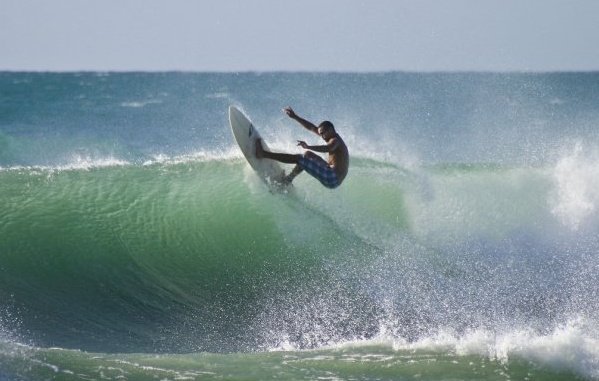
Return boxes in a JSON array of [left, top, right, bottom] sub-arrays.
[[229, 105, 243, 121]]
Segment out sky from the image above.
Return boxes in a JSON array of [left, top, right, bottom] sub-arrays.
[[1, 0, 599, 72]]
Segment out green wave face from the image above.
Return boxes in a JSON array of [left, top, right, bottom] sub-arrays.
[[0, 158, 595, 358], [0, 159, 388, 352]]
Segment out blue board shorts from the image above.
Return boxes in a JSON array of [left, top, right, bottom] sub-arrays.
[[298, 155, 340, 189]]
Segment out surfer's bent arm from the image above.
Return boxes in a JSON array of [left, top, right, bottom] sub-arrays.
[[284, 107, 318, 135], [306, 145, 331, 153], [299, 139, 339, 153]]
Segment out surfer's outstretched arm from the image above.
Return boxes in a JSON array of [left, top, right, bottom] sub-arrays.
[[283, 107, 319, 136]]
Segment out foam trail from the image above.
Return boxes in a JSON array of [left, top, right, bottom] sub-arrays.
[[389, 318, 599, 380]]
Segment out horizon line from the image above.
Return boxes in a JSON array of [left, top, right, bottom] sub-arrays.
[[2, 69, 599, 75]]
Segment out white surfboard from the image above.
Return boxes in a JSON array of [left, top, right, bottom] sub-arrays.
[[228, 106, 286, 184]]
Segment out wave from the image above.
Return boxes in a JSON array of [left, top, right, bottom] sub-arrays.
[[0, 155, 598, 379], [3, 71, 599, 379], [120, 99, 163, 108], [0, 157, 379, 352]]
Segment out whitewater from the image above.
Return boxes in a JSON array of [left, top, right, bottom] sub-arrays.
[[1, 72, 598, 380]]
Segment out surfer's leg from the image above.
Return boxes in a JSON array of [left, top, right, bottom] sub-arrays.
[[304, 150, 329, 166], [284, 165, 303, 184], [256, 139, 301, 164], [283, 152, 326, 184], [296, 152, 340, 188]]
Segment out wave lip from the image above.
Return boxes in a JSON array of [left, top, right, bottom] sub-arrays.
[[140, 147, 243, 166], [0, 149, 243, 173], [0, 159, 129, 172]]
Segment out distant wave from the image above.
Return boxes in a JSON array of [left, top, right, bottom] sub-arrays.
[[120, 99, 163, 108]]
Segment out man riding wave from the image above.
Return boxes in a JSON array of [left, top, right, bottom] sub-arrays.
[[256, 107, 349, 188]]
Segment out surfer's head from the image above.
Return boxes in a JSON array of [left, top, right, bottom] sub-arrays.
[[318, 121, 336, 140]]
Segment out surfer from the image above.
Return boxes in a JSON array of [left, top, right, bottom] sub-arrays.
[[256, 107, 349, 188]]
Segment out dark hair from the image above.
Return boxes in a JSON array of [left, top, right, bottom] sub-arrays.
[[318, 121, 335, 131]]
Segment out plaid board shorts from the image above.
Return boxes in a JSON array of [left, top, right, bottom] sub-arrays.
[[298, 155, 340, 189]]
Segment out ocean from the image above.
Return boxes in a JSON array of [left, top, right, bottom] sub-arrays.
[[0, 72, 598, 380]]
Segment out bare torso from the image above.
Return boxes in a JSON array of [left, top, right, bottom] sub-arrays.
[[327, 135, 349, 182]]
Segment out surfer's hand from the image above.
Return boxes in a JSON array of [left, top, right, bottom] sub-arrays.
[[283, 107, 297, 119], [297, 140, 308, 149]]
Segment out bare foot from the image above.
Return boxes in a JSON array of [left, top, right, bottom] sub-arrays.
[[255, 138, 264, 159]]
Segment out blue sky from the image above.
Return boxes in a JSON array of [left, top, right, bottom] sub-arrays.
[[2, 0, 599, 72]]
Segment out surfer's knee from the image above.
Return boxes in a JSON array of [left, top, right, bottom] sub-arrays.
[[304, 151, 318, 159]]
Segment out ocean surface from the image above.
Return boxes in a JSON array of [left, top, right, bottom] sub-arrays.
[[1, 72, 598, 380]]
